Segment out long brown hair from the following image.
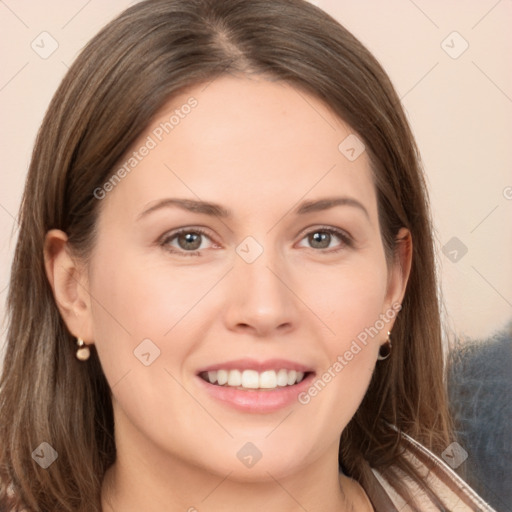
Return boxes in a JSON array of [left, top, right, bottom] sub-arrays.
[[0, 0, 453, 510]]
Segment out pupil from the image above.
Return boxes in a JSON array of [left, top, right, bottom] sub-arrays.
[[179, 232, 201, 250], [311, 231, 329, 249]]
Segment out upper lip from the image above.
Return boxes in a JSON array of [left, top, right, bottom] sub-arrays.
[[196, 358, 315, 374]]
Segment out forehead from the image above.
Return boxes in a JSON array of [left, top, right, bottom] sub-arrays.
[[100, 75, 377, 224]]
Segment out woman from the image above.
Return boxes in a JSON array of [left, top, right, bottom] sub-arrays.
[[0, 0, 498, 510]]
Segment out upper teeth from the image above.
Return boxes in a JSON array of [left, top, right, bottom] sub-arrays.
[[203, 369, 306, 389]]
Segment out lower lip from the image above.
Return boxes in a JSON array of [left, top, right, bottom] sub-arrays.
[[195, 373, 315, 413]]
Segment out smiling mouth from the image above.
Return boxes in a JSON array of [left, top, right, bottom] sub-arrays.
[[198, 369, 314, 391]]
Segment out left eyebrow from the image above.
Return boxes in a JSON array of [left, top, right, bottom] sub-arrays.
[[294, 197, 370, 220]]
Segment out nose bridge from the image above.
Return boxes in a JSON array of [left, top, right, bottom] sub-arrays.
[[225, 235, 297, 334]]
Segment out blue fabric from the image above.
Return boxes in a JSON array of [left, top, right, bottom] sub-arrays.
[[448, 322, 512, 512]]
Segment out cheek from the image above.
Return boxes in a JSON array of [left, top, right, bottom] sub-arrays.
[[294, 258, 388, 421], [300, 256, 389, 346], [88, 244, 213, 340], [86, 248, 201, 435], [87, 241, 225, 391]]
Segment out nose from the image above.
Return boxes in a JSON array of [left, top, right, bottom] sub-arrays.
[[222, 244, 299, 337]]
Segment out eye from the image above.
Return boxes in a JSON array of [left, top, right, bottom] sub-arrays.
[[159, 227, 216, 257], [159, 225, 353, 257], [297, 226, 353, 252]]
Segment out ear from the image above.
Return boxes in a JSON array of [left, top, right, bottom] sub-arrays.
[[43, 229, 94, 345], [384, 227, 412, 323]]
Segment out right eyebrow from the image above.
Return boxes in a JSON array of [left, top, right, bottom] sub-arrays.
[[137, 198, 231, 221]]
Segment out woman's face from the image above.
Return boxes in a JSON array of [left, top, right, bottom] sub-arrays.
[[79, 75, 409, 480]]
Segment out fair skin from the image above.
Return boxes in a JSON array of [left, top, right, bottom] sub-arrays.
[[44, 75, 411, 511]]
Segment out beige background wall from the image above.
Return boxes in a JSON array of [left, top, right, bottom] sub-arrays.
[[1, 0, 511, 357]]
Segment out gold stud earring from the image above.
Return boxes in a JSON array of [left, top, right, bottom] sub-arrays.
[[377, 331, 392, 360], [76, 337, 90, 361]]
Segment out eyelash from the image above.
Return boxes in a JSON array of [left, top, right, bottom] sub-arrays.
[[159, 226, 353, 258]]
